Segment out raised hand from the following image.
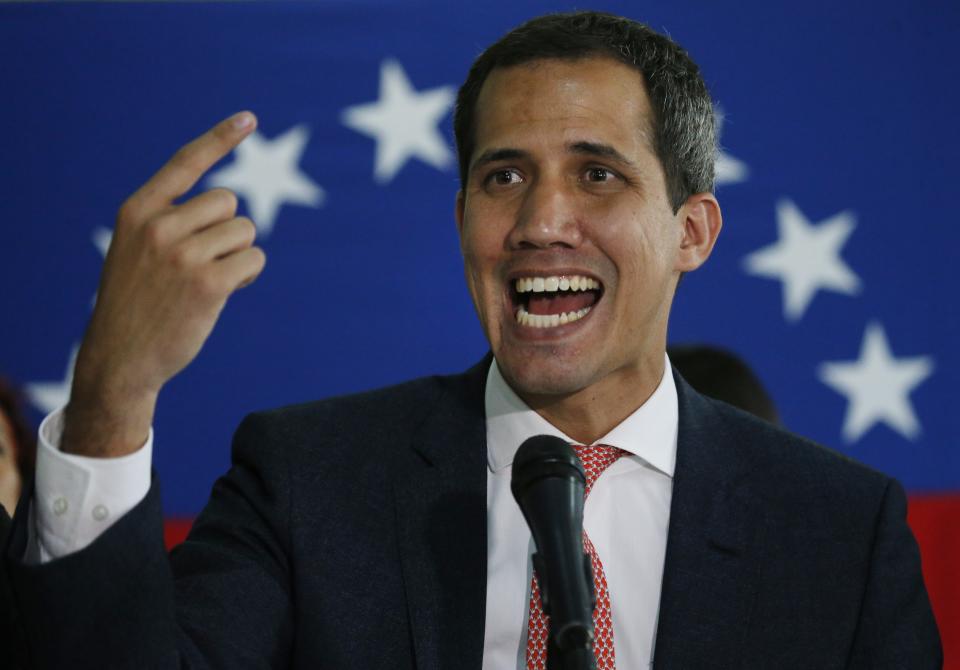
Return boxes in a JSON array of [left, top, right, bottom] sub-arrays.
[[63, 112, 266, 457]]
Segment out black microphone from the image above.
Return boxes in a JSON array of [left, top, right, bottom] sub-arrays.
[[511, 435, 596, 670]]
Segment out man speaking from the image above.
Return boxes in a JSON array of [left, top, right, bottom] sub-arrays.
[[2, 10, 941, 669]]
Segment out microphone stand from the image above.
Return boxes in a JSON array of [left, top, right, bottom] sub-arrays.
[[544, 549, 597, 670], [512, 436, 598, 670]]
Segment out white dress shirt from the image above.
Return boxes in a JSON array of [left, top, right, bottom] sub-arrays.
[[482, 357, 677, 670], [29, 408, 152, 563], [32, 356, 677, 668]]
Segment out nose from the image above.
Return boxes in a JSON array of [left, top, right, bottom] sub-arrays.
[[508, 177, 583, 250]]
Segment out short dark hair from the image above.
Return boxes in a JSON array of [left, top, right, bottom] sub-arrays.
[[454, 10, 716, 212]]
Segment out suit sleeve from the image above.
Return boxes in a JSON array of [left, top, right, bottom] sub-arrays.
[[846, 478, 943, 669], [1, 507, 31, 670], [1, 412, 295, 670]]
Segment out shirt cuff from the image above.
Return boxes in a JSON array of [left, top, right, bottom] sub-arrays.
[[34, 407, 153, 560]]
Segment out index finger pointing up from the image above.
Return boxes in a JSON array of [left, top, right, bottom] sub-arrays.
[[126, 112, 257, 219]]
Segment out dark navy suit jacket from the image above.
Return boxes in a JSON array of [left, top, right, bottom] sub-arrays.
[[2, 359, 942, 668]]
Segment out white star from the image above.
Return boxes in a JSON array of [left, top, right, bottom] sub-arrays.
[[27, 344, 78, 414], [715, 152, 749, 185], [743, 199, 861, 321], [818, 322, 934, 443], [341, 59, 455, 183], [714, 105, 749, 185], [206, 125, 325, 237], [92, 227, 112, 258], [90, 227, 114, 307]]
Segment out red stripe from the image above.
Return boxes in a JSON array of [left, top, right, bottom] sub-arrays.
[[163, 518, 193, 551], [908, 494, 960, 669], [163, 494, 960, 666]]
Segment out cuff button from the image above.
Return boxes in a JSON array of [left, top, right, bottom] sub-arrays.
[[52, 497, 68, 516], [92, 504, 109, 521]]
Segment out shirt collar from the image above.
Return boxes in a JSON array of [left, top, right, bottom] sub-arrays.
[[484, 354, 678, 478]]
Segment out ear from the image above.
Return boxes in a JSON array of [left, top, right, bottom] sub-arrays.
[[675, 192, 722, 272], [455, 190, 466, 237]]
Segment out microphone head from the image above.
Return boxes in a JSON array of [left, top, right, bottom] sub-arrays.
[[510, 435, 586, 503]]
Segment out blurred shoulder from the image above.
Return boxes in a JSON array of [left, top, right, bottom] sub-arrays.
[[682, 382, 894, 519]]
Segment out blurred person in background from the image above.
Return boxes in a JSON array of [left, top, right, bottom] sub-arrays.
[[0, 376, 33, 670], [0, 377, 35, 518], [668, 344, 780, 425]]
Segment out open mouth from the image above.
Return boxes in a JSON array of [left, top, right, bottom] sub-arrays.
[[512, 274, 603, 328]]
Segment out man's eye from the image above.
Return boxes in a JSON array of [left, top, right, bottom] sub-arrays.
[[488, 169, 522, 186], [585, 167, 614, 182]]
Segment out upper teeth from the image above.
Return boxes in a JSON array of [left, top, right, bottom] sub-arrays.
[[515, 275, 599, 293]]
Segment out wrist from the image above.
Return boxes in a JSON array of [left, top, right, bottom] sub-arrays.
[[61, 382, 158, 458]]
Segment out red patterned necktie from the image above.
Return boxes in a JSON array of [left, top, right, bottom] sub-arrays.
[[525, 444, 626, 670]]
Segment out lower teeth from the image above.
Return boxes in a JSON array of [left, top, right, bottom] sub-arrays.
[[516, 305, 591, 328]]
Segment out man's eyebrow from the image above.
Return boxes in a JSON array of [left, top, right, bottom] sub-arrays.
[[469, 148, 529, 173], [568, 141, 637, 169], [469, 142, 639, 174]]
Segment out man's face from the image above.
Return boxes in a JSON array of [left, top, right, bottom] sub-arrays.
[[456, 57, 704, 404]]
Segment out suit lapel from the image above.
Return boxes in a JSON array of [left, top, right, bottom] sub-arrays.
[[393, 358, 489, 670], [653, 372, 763, 667], [391, 362, 763, 668]]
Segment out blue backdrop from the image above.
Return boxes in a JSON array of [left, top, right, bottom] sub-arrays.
[[1, 1, 957, 519]]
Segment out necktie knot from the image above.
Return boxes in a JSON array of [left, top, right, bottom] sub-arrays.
[[573, 444, 626, 498]]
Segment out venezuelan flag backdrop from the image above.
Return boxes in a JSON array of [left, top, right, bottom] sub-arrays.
[[1, 0, 957, 663]]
